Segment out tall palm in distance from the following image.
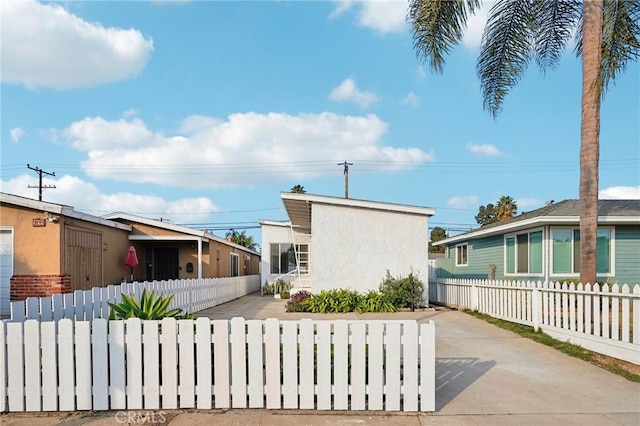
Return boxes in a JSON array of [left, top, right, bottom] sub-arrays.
[[408, 0, 639, 284], [495, 196, 518, 221], [225, 229, 258, 251], [290, 184, 306, 194]]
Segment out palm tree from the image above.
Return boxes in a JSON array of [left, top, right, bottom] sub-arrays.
[[225, 229, 258, 251], [290, 184, 306, 193], [495, 196, 518, 221], [408, 0, 639, 284]]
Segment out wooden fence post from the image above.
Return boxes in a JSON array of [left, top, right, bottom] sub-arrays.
[[532, 283, 541, 332]]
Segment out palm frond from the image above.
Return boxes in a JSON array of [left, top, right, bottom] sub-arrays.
[[532, 0, 582, 71], [408, 0, 481, 73], [477, 0, 538, 118]]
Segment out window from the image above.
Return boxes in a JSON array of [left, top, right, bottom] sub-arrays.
[[270, 243, 309, 274], [551, 228, 612, 275], [455, 244, 468, 266], [230, 253, 239, 277], [505, 230, 542, 274]]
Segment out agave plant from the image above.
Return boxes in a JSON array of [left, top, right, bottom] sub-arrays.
[[108, 289, 194, 320]]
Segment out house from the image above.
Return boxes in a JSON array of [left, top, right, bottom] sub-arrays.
[[104, 213, 260, 281], [0, 193, 260, 316], [260, 192, 434, 294], [433, 199, 640, 284]]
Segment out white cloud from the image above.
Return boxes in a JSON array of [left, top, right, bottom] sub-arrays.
[[330, 0, 407, 33], [0, 0, 153, 90], [10, 127, 25, 143], [0, 174, 218, 224], [461, 2, 491, 49], [401, 92, 421, 107], [599, 186, 640, 199], [61, 112, 433, 188], [330, 79, 378, 109], [416, 65, 426, 79], [466, 142, 507, 157], [447, 196, 479, 209], [122, 109, 138, 119]]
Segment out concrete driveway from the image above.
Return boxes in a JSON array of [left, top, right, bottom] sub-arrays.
[[2, 293, 638, 425]]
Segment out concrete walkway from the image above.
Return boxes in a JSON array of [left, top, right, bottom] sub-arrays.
[[2, 293, 639, 425]]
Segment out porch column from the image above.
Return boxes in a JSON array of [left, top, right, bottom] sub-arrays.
[[197, 239, 203, 279]]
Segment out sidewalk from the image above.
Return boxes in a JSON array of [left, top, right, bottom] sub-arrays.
[[2, 293, 639, 425]]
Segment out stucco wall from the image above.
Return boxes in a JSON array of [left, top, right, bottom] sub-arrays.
[[311, 204, 429, 293], [0, 204, 61, 275]]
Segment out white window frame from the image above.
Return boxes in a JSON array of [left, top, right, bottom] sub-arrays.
[[230, 253, 240, 277], [455, 243, 468, 267], [503, 227, 544, 277], [269, 243, 310, 275], [549, 226, 615, 278]]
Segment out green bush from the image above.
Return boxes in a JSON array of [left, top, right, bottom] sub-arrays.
[[306, 289, 361, 313], [108, 289, 194, 320], [356, 290, 397, 314], [379, 271, 425, 311], [262, 280, 275, 295]]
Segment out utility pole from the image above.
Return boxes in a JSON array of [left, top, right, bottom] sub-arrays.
[[27, 164, 56, 201], [337, 161, 353, 198]]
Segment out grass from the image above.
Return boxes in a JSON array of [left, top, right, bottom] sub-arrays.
[[462, 309, 640, 383]]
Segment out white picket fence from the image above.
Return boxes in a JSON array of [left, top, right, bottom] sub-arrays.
[[0, 318, 436, 413], [9, 276, 261, 322], [430, 279, 640, 365]]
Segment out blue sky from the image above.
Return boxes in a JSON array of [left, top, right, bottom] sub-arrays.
[[1, 0, 639, 247]]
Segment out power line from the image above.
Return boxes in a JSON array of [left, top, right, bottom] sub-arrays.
[[26, 164, 56, 201]]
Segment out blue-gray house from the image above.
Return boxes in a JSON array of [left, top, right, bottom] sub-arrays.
[[433, 199, 640, 285]]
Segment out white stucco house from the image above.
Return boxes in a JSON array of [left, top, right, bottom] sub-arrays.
[[260, 192, 435, 294]]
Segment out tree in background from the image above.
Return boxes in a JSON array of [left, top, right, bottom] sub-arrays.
[[408, 0, 639, 285], [290, 184, 306, 193], [495, 195, 518, 221], [225, 229, 258, 251], [429, 226, 447, 253], [475, 203, 498, 227]]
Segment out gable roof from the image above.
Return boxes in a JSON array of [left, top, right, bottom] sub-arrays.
[[0, 192, 131, 231], [104, 212, 260, 256], [435, 199, 640, 246], [281, 192, 435, 229]]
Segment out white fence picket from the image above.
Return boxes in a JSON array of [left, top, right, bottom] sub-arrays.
[[213, 319, 231, 409], [24, 321, 40, 411], [143, 321, 160, 409], [7, 322, 24, 411], [246, 320, 264, 408], [350, 322, 366, 411], [282, 321, 298, 409], [385, 323, 401, 411], [368, 322, 384, 411], [109, 320, 126, 410], [298, 319, 315, 409], [0, 321, 7, 412], [179, 320, 196, 408], [316, 322, 331, 410], [161, 318, 178, 409], [403, 321, 419, 412], [92, 319, 109, 410], [420, 321, 436, 412], [58, 320, 75, 411], [230, 317, 246, 408], [195, 318, 213, 409], [264, 318, 281, 409], [41, 321, 57, 411], [75, 321, 92, 410], [333, 321, 348, 410]]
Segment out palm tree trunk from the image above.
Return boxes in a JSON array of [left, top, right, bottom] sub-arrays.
[[579, 0, 604, 285]]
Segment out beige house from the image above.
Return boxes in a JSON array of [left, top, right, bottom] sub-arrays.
[[0, 193, 260, 316]]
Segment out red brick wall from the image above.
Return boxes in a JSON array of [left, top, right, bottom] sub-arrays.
[[10, 274, 72, 301]]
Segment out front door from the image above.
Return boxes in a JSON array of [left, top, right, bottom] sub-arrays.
[[152, 247, 179, 280]]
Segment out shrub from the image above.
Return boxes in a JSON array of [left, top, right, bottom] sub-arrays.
[[280, 291, 290, 299], [379, 271, 425, 311], [356, 290, 397, 314], [274, 278, 291, 294], [262, 280, 275, 296], [306, 289, 360, 313], [285, 290, 312, 312], [108, 289, 194, 320]]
